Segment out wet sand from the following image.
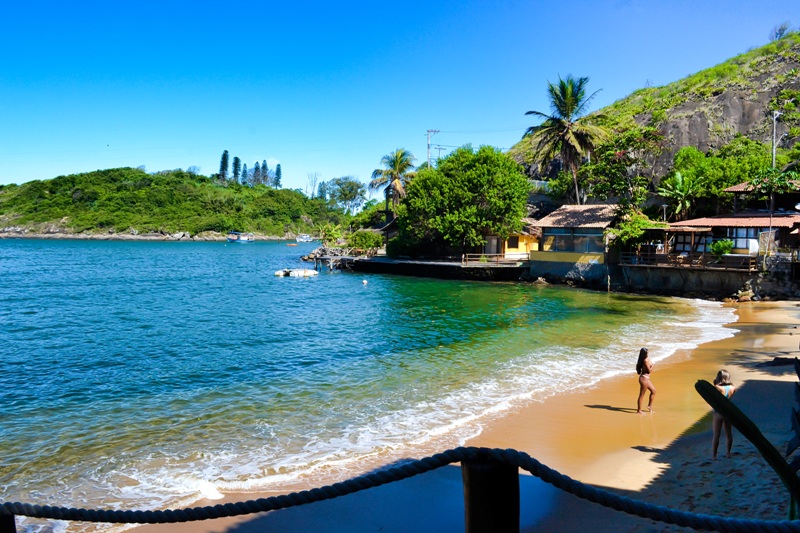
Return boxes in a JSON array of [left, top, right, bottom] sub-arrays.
[[136, 301, 800, 532]]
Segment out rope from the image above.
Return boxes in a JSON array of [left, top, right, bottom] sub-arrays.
[[2, 447, 800, 532]]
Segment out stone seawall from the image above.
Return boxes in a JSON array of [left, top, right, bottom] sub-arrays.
[[620, 263, 800, 300], [348, 258, 529, 282], [621, 266, 752, 298]]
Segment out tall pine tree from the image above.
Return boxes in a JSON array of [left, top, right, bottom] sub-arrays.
[[253, 161, 261, 185], [219, 150, 229, 181], [232, 156, 241, 183], [242, 163, 249, 185], [262, 160, 269, 186], [275, 164, 282, 188]]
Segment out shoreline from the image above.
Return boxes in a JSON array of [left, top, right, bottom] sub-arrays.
[[134, 300, 800, 532], [0, 230, 291, 241]]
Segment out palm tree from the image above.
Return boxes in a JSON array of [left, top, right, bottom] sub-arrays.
[[524, 75, 609, 205], [369, 149, 416, 214], [657, 172, 703, 221]]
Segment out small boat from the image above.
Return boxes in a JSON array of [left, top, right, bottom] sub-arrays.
[[274, 268, 318, 277], [227, 231, 255, 243], [296, 234, 314, 243]]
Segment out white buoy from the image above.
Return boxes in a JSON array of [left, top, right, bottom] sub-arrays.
[[362, 279, 368, 285]]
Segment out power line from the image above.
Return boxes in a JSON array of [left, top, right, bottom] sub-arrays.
[[426, 129, 440, 167], [436, 127, 524, 135]]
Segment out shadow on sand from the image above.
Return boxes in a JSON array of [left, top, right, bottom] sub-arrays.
[[217, 462, 560, 533]]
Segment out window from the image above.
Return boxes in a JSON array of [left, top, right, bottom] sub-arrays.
[[573, 229, 604, 253], [674, 233, 712, 253], [542, 228, 603, 252], [506, 236, 519, 249], [726, 227, 762, 250]]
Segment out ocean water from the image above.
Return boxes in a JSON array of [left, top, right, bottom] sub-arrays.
[[0, 239, 737, 532]]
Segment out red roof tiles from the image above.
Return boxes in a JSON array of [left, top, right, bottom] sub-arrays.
[[723, 180, 800, 193], [670, 212, 800, 228]]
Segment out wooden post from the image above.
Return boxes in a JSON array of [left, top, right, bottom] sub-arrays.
[[461, 458, 519, 533], [0, 514, 16, 533]]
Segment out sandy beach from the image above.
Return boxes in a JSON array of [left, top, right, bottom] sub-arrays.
[[135, 300, 800, 532]]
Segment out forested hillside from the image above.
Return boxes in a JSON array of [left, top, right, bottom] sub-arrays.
[[0, 167, 343, 237]]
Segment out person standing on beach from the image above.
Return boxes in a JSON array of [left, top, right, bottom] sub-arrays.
[[712, 369, 736, 459], [636, 347, 655, 414]]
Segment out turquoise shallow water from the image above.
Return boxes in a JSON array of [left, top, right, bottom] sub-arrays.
[[0, 239, 736, 532]]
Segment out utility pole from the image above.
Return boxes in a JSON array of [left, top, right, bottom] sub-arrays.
[[427, 129, 440, 167]]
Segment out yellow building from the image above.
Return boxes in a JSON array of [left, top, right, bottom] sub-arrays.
[[480, 219, 539, 260], [529, 204, 617, 284]]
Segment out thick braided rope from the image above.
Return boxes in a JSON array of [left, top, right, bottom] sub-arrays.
[[496, 447, 800, 532], [2, 447, 800, 532]]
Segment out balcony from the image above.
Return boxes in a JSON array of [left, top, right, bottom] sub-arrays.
[[619, 251, 758, 272]]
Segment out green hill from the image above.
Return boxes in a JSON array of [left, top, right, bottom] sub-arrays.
[[510, 33, 800, 178], [0, 167, 340, 237]]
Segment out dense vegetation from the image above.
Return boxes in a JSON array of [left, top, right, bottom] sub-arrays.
[[390, 146, 529, 256], [0, 167, 345, 236]]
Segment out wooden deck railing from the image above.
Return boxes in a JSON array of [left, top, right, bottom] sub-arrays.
[[461, 253, 528, 266], [619, 252, 758, 272]]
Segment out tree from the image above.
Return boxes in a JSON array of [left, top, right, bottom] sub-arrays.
[[317, 221, 343, 246], [605, 211, 666, 248], [399, 145, 529, 254], [369, 148, 416, 213], [657, 172, 704, 221], [770, 22, 792, 41], [582, 126, 663, 211], [673, 137, 773, 215], [350, 199, 384, 229], [328, 176, 367, 215], [523, 75, 609, 204], [262, 160, 269, 186], [232, 156, 241, 183], [317, 180, 329, 202], [307, 172, 320, 198], [219, 150, 230, 182], [275, 164, 282, 188], [241, 164, 248, 185], [253, 162, 261, 185]]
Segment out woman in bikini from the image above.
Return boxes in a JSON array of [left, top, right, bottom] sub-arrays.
[[712, 369, 736, 459], [636, 347, 655, 414]]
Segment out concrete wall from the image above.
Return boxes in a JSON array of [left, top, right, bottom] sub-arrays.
[[528, 255, 609, 288], [620, 256, 800, 299], [350, 258, 528, 281], [620, 266, 752, 297]]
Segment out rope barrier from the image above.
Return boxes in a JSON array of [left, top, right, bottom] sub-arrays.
[[2, 447, 800, 532]]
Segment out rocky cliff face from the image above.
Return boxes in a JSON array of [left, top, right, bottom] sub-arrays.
[[645, 82, 799, 180]]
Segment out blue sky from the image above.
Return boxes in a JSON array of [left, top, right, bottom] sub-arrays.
[[1, 0, 797, 196]]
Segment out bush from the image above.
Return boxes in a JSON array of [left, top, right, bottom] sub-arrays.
[[710, 239, 734, 258], [347, 230, 384, 249], [386, 234, 418, 258]]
